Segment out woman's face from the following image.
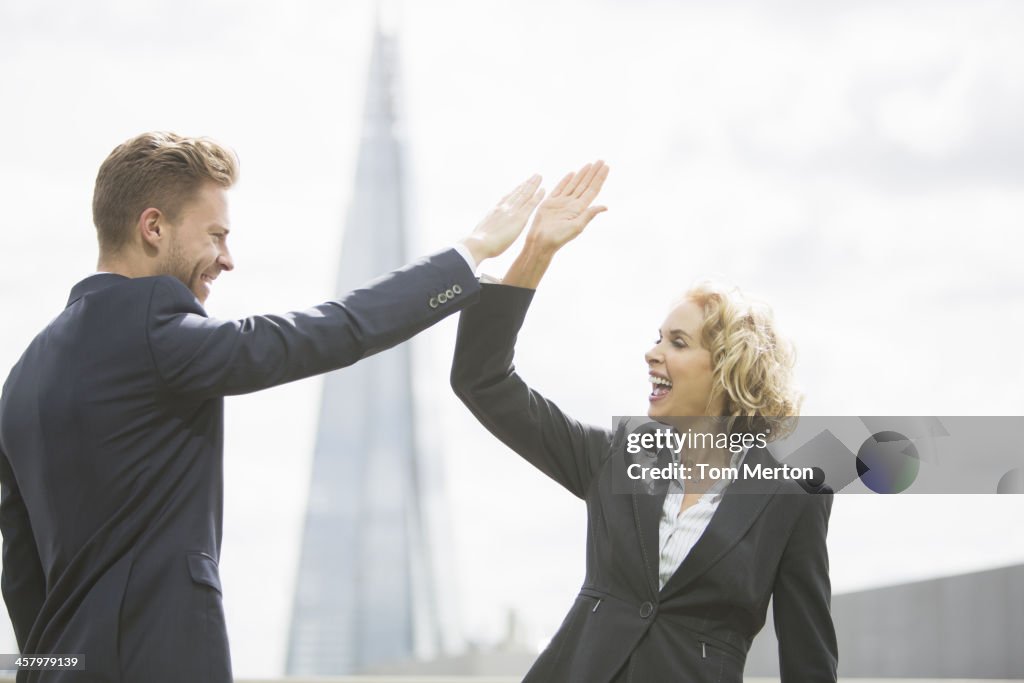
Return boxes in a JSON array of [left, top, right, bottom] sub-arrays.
[[645, 299, 725, 419]]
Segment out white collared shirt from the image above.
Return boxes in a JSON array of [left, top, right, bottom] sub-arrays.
[[657, 447, 748, 590], [452, 243, 478, 272]]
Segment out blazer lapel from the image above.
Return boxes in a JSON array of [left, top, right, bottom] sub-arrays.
[[632, 474, 668, 597], [658, 447, 782, 597], [630, 444, 674, 598]]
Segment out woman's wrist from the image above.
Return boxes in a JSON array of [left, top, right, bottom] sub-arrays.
[[503, 237, 558, 289]]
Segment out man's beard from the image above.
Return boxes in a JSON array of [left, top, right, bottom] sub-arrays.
[[162, 237, 198, 298]]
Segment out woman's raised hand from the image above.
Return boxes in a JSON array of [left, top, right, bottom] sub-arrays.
[[526, 160, 609, 252], [502, 160, 610, 289]]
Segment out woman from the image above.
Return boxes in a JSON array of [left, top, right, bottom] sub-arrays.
[[450, 161, 838, 682]]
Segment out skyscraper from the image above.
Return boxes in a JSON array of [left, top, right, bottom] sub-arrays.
[[285, 22, 445, 675]]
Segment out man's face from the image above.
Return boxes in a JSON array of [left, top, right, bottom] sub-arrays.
[[161, 182, 233, 303]]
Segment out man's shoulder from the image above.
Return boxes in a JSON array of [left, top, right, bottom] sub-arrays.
[[75, 274, 205, 316], [1, 277, 181, 411], [27, 275, 202, 354]]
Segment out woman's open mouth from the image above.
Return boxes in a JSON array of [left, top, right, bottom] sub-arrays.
[[649, 373, 672, 402]]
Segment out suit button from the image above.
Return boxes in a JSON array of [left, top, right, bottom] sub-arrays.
[[452, 284, 463, 295], [445, 288, 454, 299], [438, 292, 448, 304], [429, 297, 439, 309], [639, 601, 654, 619]]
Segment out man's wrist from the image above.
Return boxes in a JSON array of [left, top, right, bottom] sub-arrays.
[[458, 236, 491, 269], [453, 242, 479, 273]]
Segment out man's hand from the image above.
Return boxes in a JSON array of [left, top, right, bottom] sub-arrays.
[[526, 160, 609, 252], [460, 174, 545, 266]]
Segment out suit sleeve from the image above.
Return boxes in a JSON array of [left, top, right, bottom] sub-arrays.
[[772, 492, 839, 682], [147, 248, 480, 398], [450, 283, 612, 499], [0, 445, 45, 651]]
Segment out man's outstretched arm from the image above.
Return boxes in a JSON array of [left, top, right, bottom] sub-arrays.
[[148, 174, 546, 399]]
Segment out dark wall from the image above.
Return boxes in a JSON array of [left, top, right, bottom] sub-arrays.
[[744, 564, 1024, 678]]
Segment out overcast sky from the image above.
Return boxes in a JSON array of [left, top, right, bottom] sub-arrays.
[[2, 0, 1023, 676]]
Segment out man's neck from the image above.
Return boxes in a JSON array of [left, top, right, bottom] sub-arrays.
[[96, 255, 151, 279]]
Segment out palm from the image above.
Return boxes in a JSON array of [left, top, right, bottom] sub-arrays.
[[465, 174, 545, 261], [535, 196, 590, 239], [529, 161, 609, 250]]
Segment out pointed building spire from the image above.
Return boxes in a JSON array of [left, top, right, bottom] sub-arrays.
[[285, 15, 448, 674]]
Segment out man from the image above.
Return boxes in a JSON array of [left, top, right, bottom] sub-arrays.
[[0, 131, 545, 682]]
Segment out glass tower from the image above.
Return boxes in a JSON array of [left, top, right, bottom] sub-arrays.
[[285, 23, 445, 675]]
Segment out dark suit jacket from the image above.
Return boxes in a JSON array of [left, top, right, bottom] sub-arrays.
[[0, 248, 478, 682], [451, 283, 837, 683]]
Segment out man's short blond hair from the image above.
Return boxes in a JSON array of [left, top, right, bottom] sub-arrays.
[[92, 131, 238, 254]]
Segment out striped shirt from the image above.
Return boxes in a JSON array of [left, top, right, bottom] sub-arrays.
[[657, 448, 748, 590]]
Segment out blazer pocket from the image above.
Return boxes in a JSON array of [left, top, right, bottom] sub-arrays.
[[698, 639, 745, 683], [187, 552, 223, 594]]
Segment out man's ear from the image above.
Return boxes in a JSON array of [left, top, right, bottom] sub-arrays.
[[138, 207, 165, 249]]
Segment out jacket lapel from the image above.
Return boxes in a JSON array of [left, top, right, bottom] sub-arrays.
[[632, 470, 668, 597], [656, 446, 782, 597], [630, 443, 673, 598]]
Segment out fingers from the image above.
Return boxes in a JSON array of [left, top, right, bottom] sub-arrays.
[[583, 205, 607, 224], [571, 161, 604, 199], [550, 172, 574, 198], [579, 163, 610, 204], [500, 173, 541, 205], [562, 162, 592, 197], [557, 160, 608, 202], [504, 186, 545, 247], [526, 187, 546, 212], [514, 174, 542, 206]]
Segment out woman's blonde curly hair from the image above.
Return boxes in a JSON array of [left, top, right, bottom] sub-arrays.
[[684, 282, 802, 441]]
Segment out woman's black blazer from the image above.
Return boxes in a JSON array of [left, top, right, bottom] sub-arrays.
[[451, 283, 838, 683]]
